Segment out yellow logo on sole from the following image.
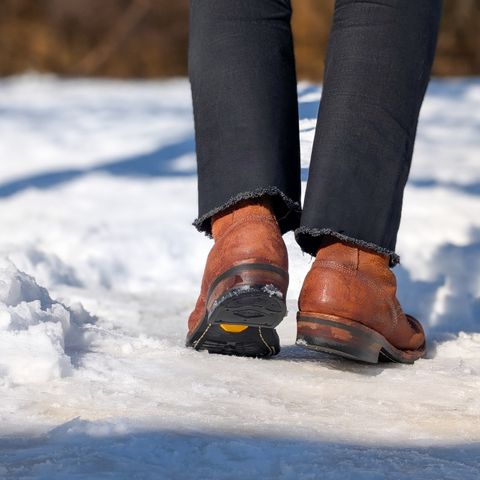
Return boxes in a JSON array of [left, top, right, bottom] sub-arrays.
[[219, 324, 249, 333]]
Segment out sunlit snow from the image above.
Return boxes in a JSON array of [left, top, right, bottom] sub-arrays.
[[0, 76, 479, 479]]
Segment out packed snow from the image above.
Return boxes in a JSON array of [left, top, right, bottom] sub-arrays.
[[0, 75, 479, 478]]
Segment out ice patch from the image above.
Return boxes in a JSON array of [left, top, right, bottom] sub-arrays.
[[0, 258, 95, 385]]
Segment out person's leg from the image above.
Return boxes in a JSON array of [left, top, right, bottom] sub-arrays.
[[296, 0, 443, 364], [187, 0, 300, 356], [189, 0, 301, 236], [296, 0, 443, 266]]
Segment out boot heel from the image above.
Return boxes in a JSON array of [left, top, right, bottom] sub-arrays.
[[296, 313, 383, 363], [296, 313, 424, 364], [186, 263, 288, 357], [207, 263, 288, 329]]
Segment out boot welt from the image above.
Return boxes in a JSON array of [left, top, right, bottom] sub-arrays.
[[296, 313, 426, 364]]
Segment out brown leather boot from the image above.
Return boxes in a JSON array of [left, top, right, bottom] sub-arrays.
[[297, 238, 426, 364], [186, 198, 289, 357]]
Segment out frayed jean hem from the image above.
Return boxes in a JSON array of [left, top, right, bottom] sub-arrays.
[[295, 226, 400, 267], [193, 187, 302, 237]]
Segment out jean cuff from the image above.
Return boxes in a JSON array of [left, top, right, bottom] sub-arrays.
[[193, 186, 302, 237], [294, 226, 400, 267]]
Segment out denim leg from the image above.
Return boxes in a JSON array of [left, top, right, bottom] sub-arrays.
[[189, 0, 301, 236], [296, 0, 443, 266]]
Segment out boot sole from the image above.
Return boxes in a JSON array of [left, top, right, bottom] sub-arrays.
[[186, 263, 288, 357], [296, 313, 426, 364]]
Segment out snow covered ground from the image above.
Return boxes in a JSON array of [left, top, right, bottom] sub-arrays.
[[0, 75, 479, 479]]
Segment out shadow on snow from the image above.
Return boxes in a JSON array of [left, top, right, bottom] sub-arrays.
[[0, 421, 478, 479], [0, 136, 196, 198]]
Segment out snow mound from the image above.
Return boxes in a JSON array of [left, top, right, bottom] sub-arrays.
[[0, 259, 95, 385]]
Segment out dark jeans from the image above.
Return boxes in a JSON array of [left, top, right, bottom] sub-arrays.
[[189, 0, 442, 266]]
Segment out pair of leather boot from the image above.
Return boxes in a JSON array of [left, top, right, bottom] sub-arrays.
[[186, 199, 425, 363]]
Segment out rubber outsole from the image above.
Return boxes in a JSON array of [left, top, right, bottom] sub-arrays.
[[187, 285, 286, 357], [296, 313, 426, 364], [209, 287, 285, 329]]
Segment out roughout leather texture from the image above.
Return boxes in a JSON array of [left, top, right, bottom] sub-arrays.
[[298, 238, 425, 352]]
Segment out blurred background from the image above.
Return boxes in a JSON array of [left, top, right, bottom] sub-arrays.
[[0, 0, 479, 80]]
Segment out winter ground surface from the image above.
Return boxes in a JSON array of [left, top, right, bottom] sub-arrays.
[[0, 75, 479, 479]]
